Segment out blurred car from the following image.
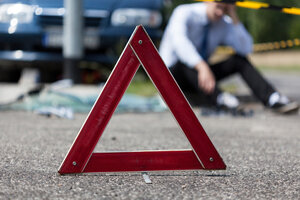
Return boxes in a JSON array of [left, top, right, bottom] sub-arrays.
[[0, 0, 165, 81]]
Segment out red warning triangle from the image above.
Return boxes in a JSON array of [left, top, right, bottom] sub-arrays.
[[58, 25, 226, 174]]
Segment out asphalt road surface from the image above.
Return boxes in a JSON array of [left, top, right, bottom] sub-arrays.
[[0, 71, 299, 199]]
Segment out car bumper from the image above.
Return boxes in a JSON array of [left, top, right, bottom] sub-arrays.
[[0, 50, 117, 64], [101, 26, 162, 39]]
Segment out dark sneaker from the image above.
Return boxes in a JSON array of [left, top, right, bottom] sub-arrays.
[[270, 101, 299, 114]]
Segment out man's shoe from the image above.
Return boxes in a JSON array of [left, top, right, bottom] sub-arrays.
[[216, 92, 239, 110], [270, 101, 299, 114]]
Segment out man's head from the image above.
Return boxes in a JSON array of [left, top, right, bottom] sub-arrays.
[[206, 2, 228, 22]]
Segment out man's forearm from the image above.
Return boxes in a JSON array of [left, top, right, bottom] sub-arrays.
[[230, 12, 239, 24], [227, 5, 239, 24]]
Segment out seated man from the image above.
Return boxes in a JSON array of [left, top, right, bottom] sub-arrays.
[[159, 2, 299, 114]]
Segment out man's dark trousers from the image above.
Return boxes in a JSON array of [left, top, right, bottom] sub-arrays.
[[169, 54, 276, 106]]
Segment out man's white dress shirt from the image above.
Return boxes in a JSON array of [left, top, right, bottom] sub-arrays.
[[159, 3, 253, 68]]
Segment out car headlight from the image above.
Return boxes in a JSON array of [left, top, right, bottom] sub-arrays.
[[111, 8, 162, 28], [0, 3, 34, 23]]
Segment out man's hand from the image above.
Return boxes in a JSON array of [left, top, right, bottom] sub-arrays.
[[194, 61, 215, 94], [226, 4, 239, 24]]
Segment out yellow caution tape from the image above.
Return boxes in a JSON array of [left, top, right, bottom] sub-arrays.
[[195, 0, 300, 16], [282, 8, 300, 16], [216, 38, 300, 54], [236, 1, 268, 10]]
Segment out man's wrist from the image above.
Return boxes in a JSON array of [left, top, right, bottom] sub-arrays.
[[229, 12, 239, 24], [231, 16, 239, 24], [194, 60, 208, 72], [227, 6, 239, 24]]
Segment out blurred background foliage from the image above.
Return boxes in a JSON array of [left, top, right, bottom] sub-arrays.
[[165, 0, 300, 43]]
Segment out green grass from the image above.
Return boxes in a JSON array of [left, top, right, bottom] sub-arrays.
[[257, 65, 300, 73], [126, 80, 157, 96]]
